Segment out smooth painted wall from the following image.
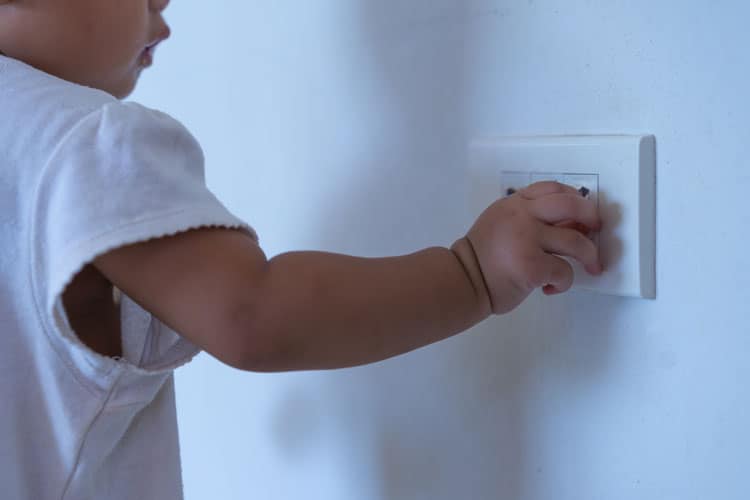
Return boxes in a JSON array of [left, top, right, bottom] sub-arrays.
[[132, 1, 750, 499]]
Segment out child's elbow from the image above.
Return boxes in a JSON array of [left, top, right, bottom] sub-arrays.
[[218, 309, 287, 373]]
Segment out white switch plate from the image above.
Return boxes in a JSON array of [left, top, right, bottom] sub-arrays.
[[468, 135, 656, 299]]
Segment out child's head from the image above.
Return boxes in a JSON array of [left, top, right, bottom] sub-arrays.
[[0, 0, 171, 99]]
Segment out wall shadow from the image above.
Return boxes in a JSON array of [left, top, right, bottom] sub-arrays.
[[268, 3, 625, 499]]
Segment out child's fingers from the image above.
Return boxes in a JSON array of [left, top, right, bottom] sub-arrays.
[[555, 220, 592, 235], [533, 253, 575, 293], [527, 193, 601, 230], [519, 181, 581, 200], [539, 225, 602, 275]]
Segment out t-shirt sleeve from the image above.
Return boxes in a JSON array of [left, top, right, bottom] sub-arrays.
[[32, 100, 259, 373]]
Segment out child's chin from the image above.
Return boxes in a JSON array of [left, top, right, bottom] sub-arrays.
[[111, 78, 138, 100]]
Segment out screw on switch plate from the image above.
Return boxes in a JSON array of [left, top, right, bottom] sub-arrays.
[[500, 171, 533, 199], [563, 173, 599, 205]]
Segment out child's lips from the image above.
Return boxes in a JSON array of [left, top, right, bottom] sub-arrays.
[[139, 46, 154, 67], [141, 27, 169, 68]]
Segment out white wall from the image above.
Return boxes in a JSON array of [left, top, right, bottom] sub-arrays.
[[132, 1, 750, 499]]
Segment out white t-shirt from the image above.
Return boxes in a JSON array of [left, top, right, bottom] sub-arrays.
[[0, 55, 258, 499]]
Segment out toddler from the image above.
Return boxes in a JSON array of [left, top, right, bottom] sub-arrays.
[[0, 1, 602, 499]]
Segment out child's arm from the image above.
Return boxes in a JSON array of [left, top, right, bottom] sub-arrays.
[[93, 181, 601, 372], [234, 238, 491, 372]]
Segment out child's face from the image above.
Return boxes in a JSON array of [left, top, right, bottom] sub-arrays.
[[0, 0, 171, 99]]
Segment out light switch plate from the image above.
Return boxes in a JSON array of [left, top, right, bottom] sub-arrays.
[[468, 135, 656, 299]]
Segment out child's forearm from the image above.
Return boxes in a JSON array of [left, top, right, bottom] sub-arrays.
[[243, 238, 492, 372]]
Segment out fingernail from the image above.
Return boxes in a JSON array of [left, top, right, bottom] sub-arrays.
[[588, 263, 601, 275]]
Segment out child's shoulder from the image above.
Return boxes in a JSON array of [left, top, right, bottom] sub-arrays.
[[2, 55, 187, 139]]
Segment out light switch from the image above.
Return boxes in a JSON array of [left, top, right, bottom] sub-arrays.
[[501, 172, 598, 201], [468, 135, 656, 299], [501, 171, 600, 249]]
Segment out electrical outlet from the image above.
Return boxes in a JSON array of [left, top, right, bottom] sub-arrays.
[[469, 135, 656, 299]]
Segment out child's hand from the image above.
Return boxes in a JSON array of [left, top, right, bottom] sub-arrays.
[[464, 181, 603, 315]]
